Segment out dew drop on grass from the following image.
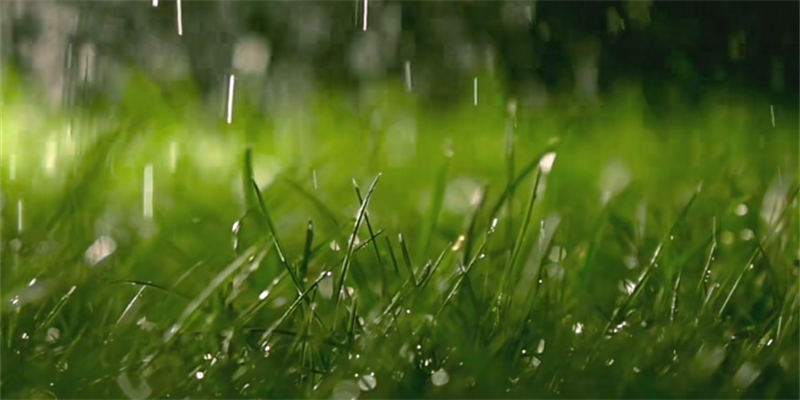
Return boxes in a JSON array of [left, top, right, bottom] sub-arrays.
[[45, 327, 60, 343], [195, 371, 205, 380], [333, 380, 361, 400], [539, 152, 557, 174], [431, 368, 450, 386], [357, 374, 377, 391]]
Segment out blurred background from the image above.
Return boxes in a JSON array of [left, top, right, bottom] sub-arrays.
[[3, 0, 798, 117]]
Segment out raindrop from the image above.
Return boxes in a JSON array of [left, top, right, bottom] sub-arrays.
[[21, 332, 29, 340], [489, 218, 499, 234], [536, 339, 546, 354], [358, 374, 377, 391], [735, 204, 748, 216], [404, 60, 413, 92], [431, 368, 450, 387], [539, 152, 557, 174], [226, 75, 236, 124], [258, 290, 270, 300], [143, 164, 154, 220], [694, 345, 725, 375], [451, 235, 466, 251], [195, 371, 205, 380], [598, 160, 632, 206], [733, 362, 761, 390], [572, 322, 584, 335], [473, 77, 479, 106], [619, 279, 636, 295], [118, 372, 152, 400], [176, 0, 183, 36], [46, 327, 60, 343], [85, 235, 117, 266], [362, 0, 369, 31], [17, 199, 24, 233], [605, 359, 615, 366], [333, 380, 361, 400]]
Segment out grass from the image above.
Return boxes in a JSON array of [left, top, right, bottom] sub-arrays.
[[1, 66, 799, 399]]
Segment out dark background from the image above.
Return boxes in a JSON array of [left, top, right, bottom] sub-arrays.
[[3, 1, 799, 110]]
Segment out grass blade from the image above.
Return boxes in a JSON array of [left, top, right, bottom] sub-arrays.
[[335, 174, 382, 306]]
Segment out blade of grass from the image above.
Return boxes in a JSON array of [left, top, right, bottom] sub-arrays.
[[384, 236, 400, 276], [258, 271, 333, 348], [252, 179, 305, 297], [417, 151, 452, 260], [398, 233, 417, 286], [164, 243, 265, 343], [299, 220, 314, 289], [334, 173, 381, 307], [488, 144, 558, 221]]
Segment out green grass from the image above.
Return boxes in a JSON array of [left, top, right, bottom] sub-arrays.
[[1, 67, 799, 399]]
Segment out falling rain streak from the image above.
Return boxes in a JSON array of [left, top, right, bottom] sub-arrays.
[[143, 164, 154, 219], [404, 60, 413, 92], [363, 0, 369, 31], [473, 77, 478, 106], [176, 0, 183, 36], [770, 105, 775, 127], [17, 199, 24, 233], [227, 75, 236, 124]]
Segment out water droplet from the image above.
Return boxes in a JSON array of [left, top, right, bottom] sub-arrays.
[[46, 327, 60, 343], [258, 290, 270, 300], [619, 280, 636, 295], [451, 235, 466, 251], [143, 164, 154, 220], [605, 359, 615, 366], [539, 152, 557, 174], [195, 371, 205, 380], [572, 322, 584, 335], [431, 368, 450, 387], [733, 362, 761, 390], [735, 204, 748, 216], [21, 332, 29, 340], [85, 235, 117, 266], [333, 380, 361, 400], [331, 241, 341, 251], [740, 229, 755, 241], [117, 372, 152, 400], [536, 339, 546, 354], [358, 374, 377, 391], [489, 218, 499, 234], [473, 77, 479, 106]]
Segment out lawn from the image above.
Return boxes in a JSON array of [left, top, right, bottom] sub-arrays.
[[1, 66, 798, 399]]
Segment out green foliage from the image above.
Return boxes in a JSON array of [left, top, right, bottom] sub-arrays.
[[1, 67, 798, 399]]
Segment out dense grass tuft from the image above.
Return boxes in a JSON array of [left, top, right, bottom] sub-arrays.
[[1, 69, 798, 399]]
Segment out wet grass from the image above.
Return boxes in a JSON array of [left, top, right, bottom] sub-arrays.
[[1, 69, 799, 399]]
